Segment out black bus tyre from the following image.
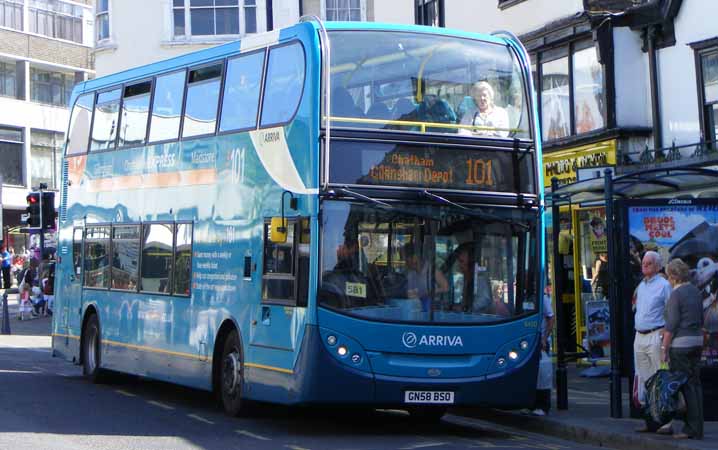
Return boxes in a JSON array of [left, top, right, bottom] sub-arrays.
[[408, 406, 447, 424], [82, 313, 105, 383], [219, 329, 244, 416]]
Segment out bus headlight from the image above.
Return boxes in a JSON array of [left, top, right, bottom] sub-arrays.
[[327, 335, 337, 346], [337, 346, 348, 356], [520, 340, 529, 351], [508, 350, 519, 361]]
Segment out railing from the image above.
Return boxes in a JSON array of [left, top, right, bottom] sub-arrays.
[[621, 138, 718, 167]]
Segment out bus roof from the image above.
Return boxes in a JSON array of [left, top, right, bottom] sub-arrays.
[[75, 21, 511, 99]]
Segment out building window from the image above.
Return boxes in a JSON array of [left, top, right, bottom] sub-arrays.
[[29, 0, 84, 44], [31, 130, 63, 190], [0, 0, 23, 31], [415, 0, 444, 27], [326, 0, 363, 21], [173, 0, 258, 37], [0, 125, 23, 186], [30, 68, 75, 107], [0, 61, 16, 99], [96, 0, 109, 41], [535, 41, 605, 142], [698, 48, 718, 146]]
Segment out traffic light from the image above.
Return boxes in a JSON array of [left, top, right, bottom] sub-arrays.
[[41, 191, 56, 230], [26, 192, 41, 227]]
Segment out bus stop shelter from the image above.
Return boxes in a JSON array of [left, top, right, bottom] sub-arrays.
[[547, 167, 718, 419]]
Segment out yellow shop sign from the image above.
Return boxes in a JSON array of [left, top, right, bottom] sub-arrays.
[[543, 140, 616, 187]]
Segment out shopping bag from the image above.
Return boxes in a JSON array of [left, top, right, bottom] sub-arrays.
[[644, 369, 689, 426], [537, 351, 553, 390]]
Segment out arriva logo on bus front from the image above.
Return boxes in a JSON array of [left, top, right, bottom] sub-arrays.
[[402, 332, 464, 348]]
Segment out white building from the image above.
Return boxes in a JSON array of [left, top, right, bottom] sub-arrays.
[[0, 0, 95, 250], [93, 0, 419, 77]]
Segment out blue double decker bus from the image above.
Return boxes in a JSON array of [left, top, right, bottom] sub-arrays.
[[53, 18, 544, 420]]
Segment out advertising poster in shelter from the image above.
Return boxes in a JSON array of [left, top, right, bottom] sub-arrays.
[[627, 200, 718, 366]]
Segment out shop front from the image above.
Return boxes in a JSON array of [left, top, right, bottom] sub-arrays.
[[544, 139, 617, 358]]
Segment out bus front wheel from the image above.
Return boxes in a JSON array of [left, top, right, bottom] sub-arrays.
[[82, 313, 105, 383], [219, 330, 244, 416]]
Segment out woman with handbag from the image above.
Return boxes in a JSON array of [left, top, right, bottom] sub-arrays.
[[661, 259, 705, 440]]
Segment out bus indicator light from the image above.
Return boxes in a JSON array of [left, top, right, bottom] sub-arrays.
[[327, 335, 337, 346], [351, 354, 361, 364], [497, 357, 507, 367], [520, 340, 529, 350]]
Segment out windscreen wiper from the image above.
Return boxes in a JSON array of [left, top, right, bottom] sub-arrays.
[[421, 189, 529, 231], [333, 187, 436, 221]]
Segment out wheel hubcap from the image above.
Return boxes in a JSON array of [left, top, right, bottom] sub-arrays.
[[223, 351, 241, 395]]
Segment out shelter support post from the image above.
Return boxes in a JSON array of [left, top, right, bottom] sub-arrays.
[[551, 177, 568, 410], [605, 169, 622, 418]]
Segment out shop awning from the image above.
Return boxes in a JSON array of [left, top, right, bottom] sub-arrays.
[[547, 167, 718, 205]]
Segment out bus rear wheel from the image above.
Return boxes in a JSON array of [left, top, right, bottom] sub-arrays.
[[219, 330, 244, 416], [82, 313, 105, 383]]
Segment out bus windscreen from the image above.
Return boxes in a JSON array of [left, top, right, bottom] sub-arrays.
[[328, 30, 530, 139]]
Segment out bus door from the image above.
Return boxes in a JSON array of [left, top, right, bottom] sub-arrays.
[[62, 227, 84, 338], [250, 219, 310, 369]]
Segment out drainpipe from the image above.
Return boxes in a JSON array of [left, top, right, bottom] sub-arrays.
[[647, 25, 663, 152]]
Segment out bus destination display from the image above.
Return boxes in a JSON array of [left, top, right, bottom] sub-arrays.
[[329, 141, 534, 193]]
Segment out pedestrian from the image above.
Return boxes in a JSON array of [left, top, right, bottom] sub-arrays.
[[0, 245, 12, 289], [660, 259, 704, 439], [634, 251, 672, 433], [532, 281, 556, 416]]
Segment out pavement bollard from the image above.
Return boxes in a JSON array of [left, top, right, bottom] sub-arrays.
[[1, 292, 10, 335]]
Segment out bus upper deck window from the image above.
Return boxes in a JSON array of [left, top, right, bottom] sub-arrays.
[[219, 50, 264, 132], [119, 81, 152, 147], [183, 63, 222, 138], [149, 71, 186, 143], [260, 42, 305, 127], [66, 93, 94, 156], [90, 88, 121, 152]]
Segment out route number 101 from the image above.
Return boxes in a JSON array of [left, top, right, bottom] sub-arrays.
[[465, 158, 493, 187]]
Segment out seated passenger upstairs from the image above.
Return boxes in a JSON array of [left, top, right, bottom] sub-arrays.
[[366, 101, 392, 128], [331, 87, 364, 120], [415, 93, 457, 132]]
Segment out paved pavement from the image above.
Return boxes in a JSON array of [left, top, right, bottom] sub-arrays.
[[461, 364, 717, 450]]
